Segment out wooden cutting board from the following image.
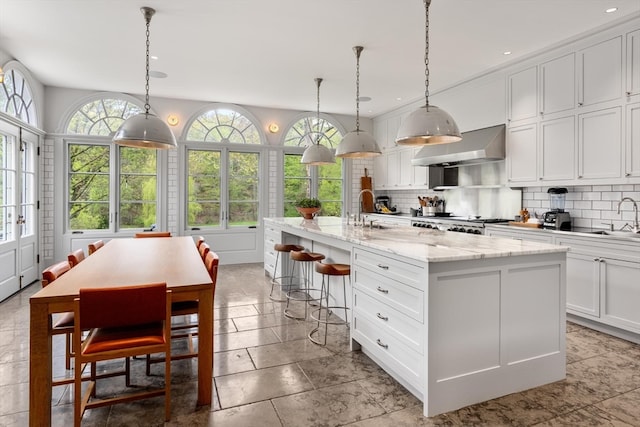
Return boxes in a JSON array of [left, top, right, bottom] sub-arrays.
[[360, 168, 374, 213]]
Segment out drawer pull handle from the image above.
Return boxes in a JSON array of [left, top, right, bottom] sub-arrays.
[[376, 339, 388, 349], [376, 286, 389, 294], [377, 264, 389, 270], [376, 313, 389, 321]]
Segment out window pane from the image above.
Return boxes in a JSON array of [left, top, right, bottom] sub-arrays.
[[119, 147, 157, 229], [283, 154, 310, 217], [0, 133, 16, 241], [68, 144, 110, 230], [228, 152, 259, 226], [188, 150, 221, 227], [318, 157, 342, 217]]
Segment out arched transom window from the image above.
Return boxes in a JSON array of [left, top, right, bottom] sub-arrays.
[[0, 68, 38, 126], [66, 98, 143, 136], [284, 115, 342, 148], [186, 108, 260, 144]]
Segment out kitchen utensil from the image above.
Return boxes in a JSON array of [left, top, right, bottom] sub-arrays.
[[360, 168, 374, 213]]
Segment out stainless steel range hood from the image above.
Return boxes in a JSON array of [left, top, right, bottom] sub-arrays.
[[411, 124, 505, 167]]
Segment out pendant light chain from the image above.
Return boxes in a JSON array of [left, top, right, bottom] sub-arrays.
[[424, 0, 431, 108], [355, 48, 361, 132], [315, 77, 322, 145], [144, 13, 151, 114]]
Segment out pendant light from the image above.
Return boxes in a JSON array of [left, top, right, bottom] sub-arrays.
[[336, 46, 381, 158], [396, 0, 461, 146], [301, 78, 335, 165], [112, 7, 177, 149]]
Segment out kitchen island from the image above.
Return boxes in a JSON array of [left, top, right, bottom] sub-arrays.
[[264, 216, 568, 417]]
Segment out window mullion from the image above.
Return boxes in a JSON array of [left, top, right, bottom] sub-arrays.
[[111, 144, 119, 232]]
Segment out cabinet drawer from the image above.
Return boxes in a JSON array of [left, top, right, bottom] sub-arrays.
[[353, 247, 425, 289], [352, 313, 423, 392], [354, 267, 423, 322], [354, 290, 423, 352]]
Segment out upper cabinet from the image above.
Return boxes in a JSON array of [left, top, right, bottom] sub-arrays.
[[628, 29, 640, 98], [578, 36, 623, 108], [507, 25, 637, 187]]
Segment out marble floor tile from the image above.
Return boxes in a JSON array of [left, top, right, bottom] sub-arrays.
[[214, 304, 260, 319], [272, 381, 386, 427], [270, 322, 310, 342], [446, 392, 557, 426], [232, 312, 298, 331], [345, 404, 455, 427], [566, 330, 612, 363], [214, 327, 281, 352], [254, 301, 288, 315], [209, 401, 283, 427], [215, 363, 314, 408], [247, 338, 333, 369], [357, 373, 422, 413], [595, 388, 640, 426], [214, 349, 255, 377], [531, 404, 634, 426], [568, 352, 640, 394], [297, 351, 386, 389], [214, 317, 237, 334]]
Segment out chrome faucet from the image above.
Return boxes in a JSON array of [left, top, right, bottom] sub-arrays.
[[617, 197, 639, 233], [357, 189, 375, 224]]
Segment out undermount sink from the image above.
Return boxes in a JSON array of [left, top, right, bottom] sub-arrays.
[[589, 230, 640, 238]]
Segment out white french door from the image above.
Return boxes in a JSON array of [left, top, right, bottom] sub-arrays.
[[0, 121, 39, 302]]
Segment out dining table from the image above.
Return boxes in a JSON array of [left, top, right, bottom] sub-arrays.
[[29, 236, 214, 426]]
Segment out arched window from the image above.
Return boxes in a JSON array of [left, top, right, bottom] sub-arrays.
[[283, 114, 345, 217], [63, 95, 159, 232], [66, 98, 143, 136], [184, 105, 263, 229], [0, 68, 38, 126], [186, 107, 260, 144]]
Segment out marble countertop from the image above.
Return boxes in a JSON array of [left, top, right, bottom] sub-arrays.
[[265, 217, 567, 263], [485, 223, 640, 244]]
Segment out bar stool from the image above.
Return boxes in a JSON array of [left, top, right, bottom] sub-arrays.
[[269, 243, 304, 302], [308, 261, 350, 346], [283, 250, 325, 320]]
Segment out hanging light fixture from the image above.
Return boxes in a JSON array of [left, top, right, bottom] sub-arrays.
[[112, 7, 177, 149], [396, 0, 461, 146], [336, 46, 381, 158], [301, 78, 335, 165]]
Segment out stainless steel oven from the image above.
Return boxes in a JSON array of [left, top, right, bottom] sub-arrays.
[[411, 217, 509, 235]]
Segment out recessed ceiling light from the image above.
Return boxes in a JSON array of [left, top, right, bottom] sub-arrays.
[[151, 55, 159, 60], [358, 96, 372, 102], [396, 97, 402, 101], [149, 70, 167, 78], [605, 7, 618, 13], [503, 51, 512, 55]]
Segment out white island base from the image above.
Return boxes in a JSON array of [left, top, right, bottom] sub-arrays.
[[264, 218, 567, 417]]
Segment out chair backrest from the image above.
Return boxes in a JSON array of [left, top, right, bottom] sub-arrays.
[[135, 231, 172, 238], [88, 240, 104, 255], [199, 242, 210, 260], [195, 236, 205, 250], [204, 251, 220, 284], [68, 248, 85, 268], [78, 282, 168, 330], [42, 261, 72, 287]]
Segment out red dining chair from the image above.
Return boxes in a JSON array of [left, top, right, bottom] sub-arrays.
[[134, 231, 172, 238], [68, 248, 85, 268], [87, 240, 104, 255], [198, 242, 210, 260], [74, 282, 172, 426], [42, 261, 76, 379], [195, 236, 205, 250], [146, 251, 219, 373]]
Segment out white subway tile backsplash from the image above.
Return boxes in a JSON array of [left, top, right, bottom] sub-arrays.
[[592, 185, 613, 192], [601, 192, 622, 201], [592, 201, 613, 210], [573, 200, 591, 209]]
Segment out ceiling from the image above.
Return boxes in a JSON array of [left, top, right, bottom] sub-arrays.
[[1, 1, 639, 118]]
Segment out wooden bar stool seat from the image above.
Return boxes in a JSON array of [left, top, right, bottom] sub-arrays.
[[269, 244, 304, 302], [308, 261, 351, 346], [283, 250, 325, 320]]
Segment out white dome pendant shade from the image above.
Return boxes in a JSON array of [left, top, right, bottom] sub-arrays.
[[113, 7, 177, 150], [336, 46, 381, 158], [301, 78, 335, 165], [395, 0, 461, 146]]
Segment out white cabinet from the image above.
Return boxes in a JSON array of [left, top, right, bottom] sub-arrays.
[[540, 53, 575, 117], [626, 102, 640, 178], [412, 147, 429, 187], [508, 66, 538, 124], [628, 30, 640, 98], [373, 152, 388, 190], [563, 250, 601, 318], [507, 122, 538, 184], [578, 36, 623, 107], [373, 147, 429, 190], [540, 115, 575, 181], [578, 106, 622, 180], [386, 151, 400, 188]]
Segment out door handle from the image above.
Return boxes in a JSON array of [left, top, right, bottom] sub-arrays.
[[16, 215, 26, 225]]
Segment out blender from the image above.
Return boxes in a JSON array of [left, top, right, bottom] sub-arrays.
[[543, 188, 571, 230]]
